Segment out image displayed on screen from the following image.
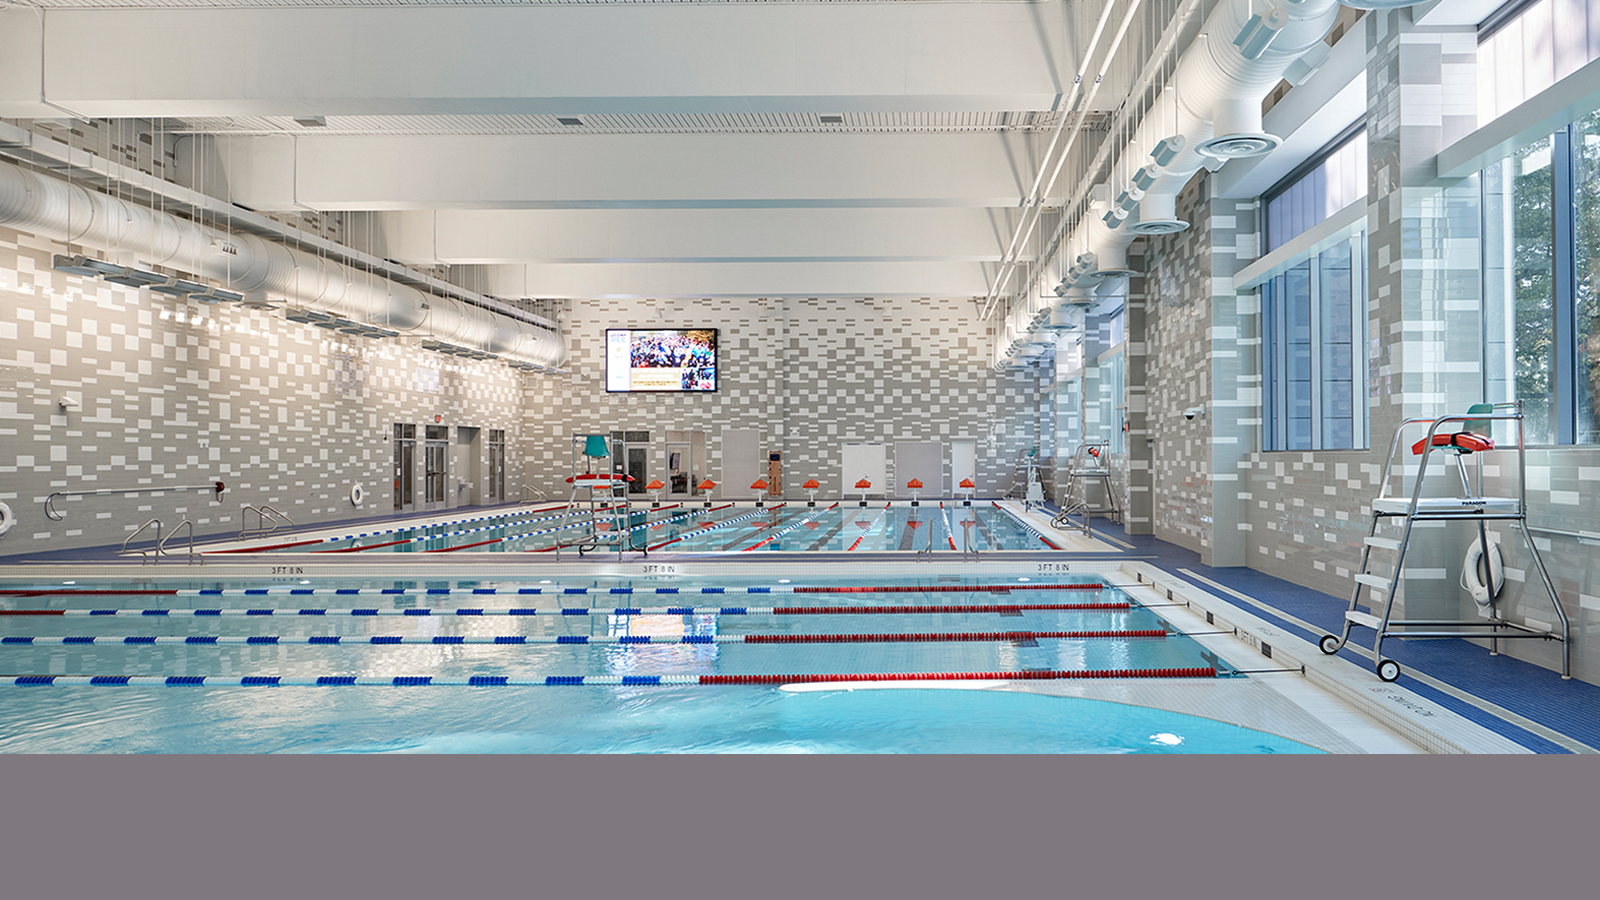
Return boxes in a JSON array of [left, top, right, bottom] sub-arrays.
[[605, 328, 719, 392]]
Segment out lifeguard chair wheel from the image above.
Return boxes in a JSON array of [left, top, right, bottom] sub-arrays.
[[1376, 659, 1401, 682], [1318, 634, 1341, 655]]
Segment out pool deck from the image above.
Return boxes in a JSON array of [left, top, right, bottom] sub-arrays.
[[1, 497, 1593, 753], [1079, 519, 1600, 755]]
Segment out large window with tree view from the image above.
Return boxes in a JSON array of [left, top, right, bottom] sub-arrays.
[[1482, 112, 1600, 445], [1477, 0, 1600, 446]]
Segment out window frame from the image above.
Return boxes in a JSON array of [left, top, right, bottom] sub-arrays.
[[1260, 234, 1369, 452], [1262, 121, 1367, 254], [1482, 118, 1592, 445]]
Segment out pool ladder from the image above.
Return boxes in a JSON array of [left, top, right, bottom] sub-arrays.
[[239, 504, 295, 541], [121, 517, 202, 566]]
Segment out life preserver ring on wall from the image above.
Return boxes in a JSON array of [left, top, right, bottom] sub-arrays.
[[350, 485, 366, 506], [1461, 539, 1504, 606], [0, 501, 14, 537]]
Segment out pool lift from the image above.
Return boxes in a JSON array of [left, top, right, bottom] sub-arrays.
[[1053, 441, 1120, 537], [1007, 447, 1048, 511], [1320, 403, 1570, 682]]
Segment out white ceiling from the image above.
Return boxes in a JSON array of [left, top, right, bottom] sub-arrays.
[[0, 1, 1173, 300]]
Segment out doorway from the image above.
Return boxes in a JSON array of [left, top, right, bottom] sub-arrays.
[[457, 426, 482, 507], [393, 423, 416, 513], [665, 430, 707, 499], [488, 429, 507, 503], [423, 424, 448, 510], [609, 430, 651, 496]]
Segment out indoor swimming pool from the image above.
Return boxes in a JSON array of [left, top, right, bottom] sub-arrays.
[[216, 502, 1054, 555], [0, 572, 1320, 753]]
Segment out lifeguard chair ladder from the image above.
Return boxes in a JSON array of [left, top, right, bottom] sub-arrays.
[[1318, 403, 1569, 681], [1053, 441, 1119, 536], [563, 433, 643, 560]]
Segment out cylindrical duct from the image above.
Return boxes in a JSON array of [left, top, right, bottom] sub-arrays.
[[0, 160, 567, 369]]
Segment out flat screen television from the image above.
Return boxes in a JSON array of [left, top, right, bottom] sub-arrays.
[[605, 328, 719, 393]]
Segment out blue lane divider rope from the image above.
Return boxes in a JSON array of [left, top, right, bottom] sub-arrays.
[[24, 605, 772, 617], [260, 503, 596, 547], [1, 629, 1150, 647]]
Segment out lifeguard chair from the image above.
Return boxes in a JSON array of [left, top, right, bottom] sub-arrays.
[[564, 433, 643, 559], [1319, 403, 1569, 682], [1053, 441, 1119, 536]]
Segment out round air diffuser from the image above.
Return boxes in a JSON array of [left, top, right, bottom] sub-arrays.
[[1127, 192, 1189, 235], [1091, 266, 1140, 279], [1198, 97, 1282, 159], [1126, 218, 1189, 236], [1197, 131, 1282, 159]]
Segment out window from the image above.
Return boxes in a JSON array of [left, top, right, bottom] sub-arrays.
[[1485, 109, 1600, 444], [1264, 126, 1367, 252], [1260, 128, 1371, 451], [1477, 0, 1600, 126], [1261, 237, 1368, 451], [1096, 350, 1126, 455]]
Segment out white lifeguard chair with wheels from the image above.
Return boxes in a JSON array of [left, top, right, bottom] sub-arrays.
[[564, 433, 641, 559], [1318, 402, 1570, 682], [1053, 441, 1119, 536]]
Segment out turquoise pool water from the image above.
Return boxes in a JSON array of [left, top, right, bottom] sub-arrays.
[[0, 574, 1317, 753], [242, 503, 1043, 553]]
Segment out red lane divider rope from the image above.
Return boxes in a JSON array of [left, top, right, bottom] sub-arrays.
[[790, 583, 1102, 593], [845, 502, 893, 552], [742, 629, 1166, 644], [772, 602, 1129, 615], [422, 538, 505, 553], [701, 668, 1217, 685], [0, 583, 1107, 601], [314, 538, 411, 554]]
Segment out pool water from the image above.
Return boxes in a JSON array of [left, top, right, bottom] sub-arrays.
[[0, 682, 1320, 753], [0, 575, 1313, 753], [242, 504, 1042, 554]]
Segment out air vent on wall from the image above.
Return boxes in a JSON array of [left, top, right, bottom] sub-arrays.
[[557, 117, 584, 126], [819, 115, 844, 124]]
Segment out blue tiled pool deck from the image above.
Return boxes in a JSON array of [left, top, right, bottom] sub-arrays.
[[1084, 520, 1600, 754]]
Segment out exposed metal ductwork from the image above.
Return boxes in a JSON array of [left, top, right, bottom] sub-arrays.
[[997, 0, 1393, 369], [0, 159, 568, 370]]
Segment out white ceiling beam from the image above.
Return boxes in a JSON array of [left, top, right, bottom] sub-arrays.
[[476, 261, 996, 300], [180, 132, 1046, 210], [358, 208, 1027, 265], [2, 4, 1077, 119]]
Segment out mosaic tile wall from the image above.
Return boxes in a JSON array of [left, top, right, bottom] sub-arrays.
[[1212, 12, 1600, 683], [1142, 176, 1220, 556], [1121, 256, 1152, 534], [518, 296, 1051, 503], [0, 223, 526, 558]]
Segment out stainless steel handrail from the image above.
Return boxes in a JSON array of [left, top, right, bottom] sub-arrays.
[[239, 504, 296, 540], [46, 482, 224, 520], [122, 518, 162, 565], [157, 519, 200, 566]]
